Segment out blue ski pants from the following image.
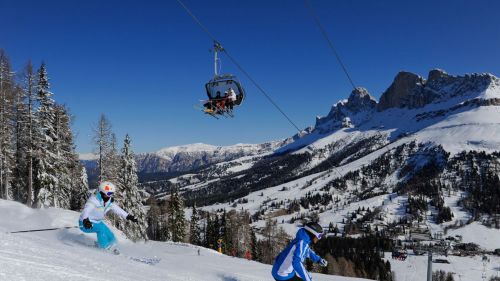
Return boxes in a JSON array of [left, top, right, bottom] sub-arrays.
[[79, 220, 116, 249]]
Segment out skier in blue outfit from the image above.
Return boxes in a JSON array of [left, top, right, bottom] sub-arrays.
[[79, 181, 138, 253], [272, 222, 328, 281]]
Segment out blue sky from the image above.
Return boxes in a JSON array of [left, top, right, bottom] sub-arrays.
[[2, 0, 499, 153]]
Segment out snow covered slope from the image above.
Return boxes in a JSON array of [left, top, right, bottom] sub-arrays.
[[0, 199, 367, 281]]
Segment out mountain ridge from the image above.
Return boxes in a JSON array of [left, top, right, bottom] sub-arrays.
[[80, 140, 290, 176]]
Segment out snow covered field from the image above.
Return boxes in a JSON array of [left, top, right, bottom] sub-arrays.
[[0, 199, 368, 281], [389, 253, 500, 281]]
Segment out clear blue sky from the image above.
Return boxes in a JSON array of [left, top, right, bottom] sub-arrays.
[[2, 0, 499, 153]]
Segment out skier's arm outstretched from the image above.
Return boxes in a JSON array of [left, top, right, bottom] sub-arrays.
[[308, 248, 321, 263], [110, 203, 129, 219], [292, 240, 312, 281], [110, 203, 138, 222]]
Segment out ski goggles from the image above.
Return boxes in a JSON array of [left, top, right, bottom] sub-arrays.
[[304, 225, 325, 240], [103, 191, 114, 197]]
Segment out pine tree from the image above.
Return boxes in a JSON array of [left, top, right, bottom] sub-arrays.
[[168, 189, 186, 242], [34, 62, 58, 208], [213, 213, 220, 250], [92, 114, 114, 183], [220, 210, 230, 253], [49, 100, 86, 210], [204, 213, 213, 248], [18, 61, 37, 207], [146, 196, 162, 240], [0, 50, 15, 200], [117, 134, 147, 241], [70, 165, 89, 210], [13, 80, 28, 203], [106, 133, 120, 183], [160, 200, 171, 241], [250, 228, 259, 261], [189, 204, 202, 245], [53, 105, 74, 209]]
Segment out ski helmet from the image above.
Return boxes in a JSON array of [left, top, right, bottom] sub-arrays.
[[304, 222, 324, 240], [98, 181, 116, 197]]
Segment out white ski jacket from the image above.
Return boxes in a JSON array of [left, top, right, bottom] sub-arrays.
[[79, 192, 128, 223], [228, 88, 237, 101]]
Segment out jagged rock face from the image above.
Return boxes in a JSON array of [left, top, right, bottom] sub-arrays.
[[377, 71, 430, 111], [427, 68, 449, 82], [425, 71, 496, 100], [315, 87, 376, 130], [377, 70, 496, 111], [346, 87, 378, 113]]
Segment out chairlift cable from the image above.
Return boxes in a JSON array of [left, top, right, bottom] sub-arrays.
[[221, 50, 302, 132], [304, 0, 357, 91], [304, 0, 399, 183], [175, 0, 218, 43], [175, 0, 302, 133], [224, 46, 345, 180], [176, 0, 347, 181]]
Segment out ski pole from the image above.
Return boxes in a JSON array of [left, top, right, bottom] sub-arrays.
[[9, 226, 79, 234]]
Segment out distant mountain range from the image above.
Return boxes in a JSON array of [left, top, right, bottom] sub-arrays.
[[80, 140, 291, 182]]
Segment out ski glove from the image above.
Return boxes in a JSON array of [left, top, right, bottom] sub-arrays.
[[83, 218, 93, 229], [319, 258, 328, 267], [127, 215, 138, 223]]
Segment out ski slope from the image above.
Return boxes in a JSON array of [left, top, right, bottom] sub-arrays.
[[0, 199, 369, 281]]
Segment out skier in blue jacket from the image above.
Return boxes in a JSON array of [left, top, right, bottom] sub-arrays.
[[272, 222, 328, 281], [79, 181, 137, 253]]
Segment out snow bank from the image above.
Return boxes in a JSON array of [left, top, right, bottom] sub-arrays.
[[448, 222, 500, 251]]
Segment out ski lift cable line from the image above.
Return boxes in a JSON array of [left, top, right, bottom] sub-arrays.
[[176, 0, 345, 179], [221, 50, 302, 133], [304, 0, 357, 91], [175, 0, 302, 133], [304, 0, 397, 181]]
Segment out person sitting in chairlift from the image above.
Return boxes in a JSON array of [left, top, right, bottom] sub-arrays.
[[214, 91, 225, 113], [225, 87, 237, 111]]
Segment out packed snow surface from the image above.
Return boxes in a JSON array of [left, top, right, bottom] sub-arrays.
[[447, 222, 500, 251], [0, 199, 368, 281]]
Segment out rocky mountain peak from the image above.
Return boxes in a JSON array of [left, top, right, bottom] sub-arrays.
[[346, 87, 377, 113], [427, 68, 449, 82], [314, 88, 376, 131], [377, 71, 427, 111], [377, 70, 498, 112], [307, 69, 499, 140]]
